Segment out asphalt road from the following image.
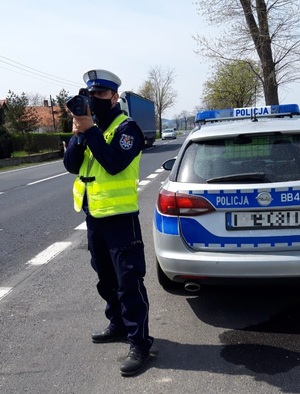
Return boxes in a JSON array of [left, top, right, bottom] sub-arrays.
[[1, 134, 300, 393]]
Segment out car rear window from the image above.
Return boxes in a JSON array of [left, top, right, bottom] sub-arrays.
[[177, 133, 300, 183]]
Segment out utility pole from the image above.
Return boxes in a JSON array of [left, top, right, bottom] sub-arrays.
[[50, 95, 56, 131]]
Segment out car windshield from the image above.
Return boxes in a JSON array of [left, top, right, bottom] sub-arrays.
[[177, 133, 300, 183]]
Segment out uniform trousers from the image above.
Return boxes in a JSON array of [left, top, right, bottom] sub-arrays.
[[86, 212, 153, 352]]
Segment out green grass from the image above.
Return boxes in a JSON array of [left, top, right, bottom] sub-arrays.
[[11, 149, 55, 158], [11, 151, 28, 157]]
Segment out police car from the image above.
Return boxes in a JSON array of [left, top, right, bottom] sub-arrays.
[[153, 104, 300, 291]]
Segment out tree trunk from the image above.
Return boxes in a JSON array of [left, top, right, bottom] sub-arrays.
[[158, 115, 162, 137], [261, 62, 279, 105], [239, 0, 279, 105]]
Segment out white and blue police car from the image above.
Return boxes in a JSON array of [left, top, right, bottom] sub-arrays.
[[153, 104, 300, 291]]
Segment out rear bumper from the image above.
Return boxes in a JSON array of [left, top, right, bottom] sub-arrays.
[[154, 231, 300, 281]]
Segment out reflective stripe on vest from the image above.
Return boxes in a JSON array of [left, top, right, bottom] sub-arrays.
[[73, 114, 141, 218]]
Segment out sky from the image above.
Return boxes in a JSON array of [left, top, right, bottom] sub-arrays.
[[0, 0, 299, 118]]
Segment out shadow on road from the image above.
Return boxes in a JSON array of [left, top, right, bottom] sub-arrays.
[[187, 285, 300, 330], [150, 337, 300, 393], [152, 286, 300, 393], [150, 286, 300, 392]]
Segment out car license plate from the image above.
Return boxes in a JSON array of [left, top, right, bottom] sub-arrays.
[[226, 210, 300, 230]]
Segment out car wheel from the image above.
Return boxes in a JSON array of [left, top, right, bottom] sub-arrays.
[[156, 259, 176, 289]]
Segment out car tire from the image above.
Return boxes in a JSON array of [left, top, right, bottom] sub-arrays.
[[156, 259, 176, 289]]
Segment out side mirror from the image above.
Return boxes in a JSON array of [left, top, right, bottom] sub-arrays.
[[162, 158, 176, 171]]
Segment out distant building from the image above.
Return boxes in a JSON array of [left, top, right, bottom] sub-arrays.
[[0, 100, 7, 125], [0, 99, 61, 132], [30, 104, 61, 133]]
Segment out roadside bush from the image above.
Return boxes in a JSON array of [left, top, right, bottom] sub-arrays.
[[11, 133, 63, 155], [57, 133, 72, 147], [0, 126, 13, 159], [24, 134, 40, 153]]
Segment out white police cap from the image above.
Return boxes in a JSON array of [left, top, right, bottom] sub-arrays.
[[83, 69, 122, 92]]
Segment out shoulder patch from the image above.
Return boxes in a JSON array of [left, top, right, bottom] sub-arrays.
[[120, 134, 134, 150]]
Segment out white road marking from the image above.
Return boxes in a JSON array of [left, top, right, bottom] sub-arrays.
[[147, 173, 158, 179], [26, 242, 72, 266], [27, 172, 69, 186], [0, 287, 12, 300], [139, 180, 151, 186], [75, 222, 87, 230], [1, 166, 167, 302]]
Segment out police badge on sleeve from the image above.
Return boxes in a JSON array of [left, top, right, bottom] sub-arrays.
[[120, 134, 134, 150]]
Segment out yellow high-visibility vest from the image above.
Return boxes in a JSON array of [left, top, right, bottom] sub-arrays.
[[73, 114, 141, 218]]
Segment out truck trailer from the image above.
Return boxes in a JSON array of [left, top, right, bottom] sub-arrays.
[[118, 91, 156, 147]]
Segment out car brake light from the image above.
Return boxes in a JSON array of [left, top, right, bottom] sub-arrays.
[[157, 189, 215, 216]]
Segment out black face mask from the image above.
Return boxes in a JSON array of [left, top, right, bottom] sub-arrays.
[[90, 96, 113, 119]]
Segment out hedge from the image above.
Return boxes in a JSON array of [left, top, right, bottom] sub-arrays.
[[10, 132, 73, 155]]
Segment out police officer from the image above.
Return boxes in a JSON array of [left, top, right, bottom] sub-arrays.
[[63, 69, 153, 376]]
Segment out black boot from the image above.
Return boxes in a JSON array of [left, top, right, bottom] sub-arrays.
[[120, 347, 150, 376], [92, 327, 127, 343]]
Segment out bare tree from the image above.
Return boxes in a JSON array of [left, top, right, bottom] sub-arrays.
[[139, 66, 177, 136], [194, 105, 204, 113], [193, 0, 300, 105], [138, 80, 154, 101], [179, 110, 191, 130], [27, 92, 47, 106]]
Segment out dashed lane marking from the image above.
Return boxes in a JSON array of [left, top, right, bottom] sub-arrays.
[[26, 242, 72, 266], [75, 222, 86, 230], [0, 287, 13, 301], [147, 173, 158, 179], [0, 243, 72, 302], [139, 180, 151, 186], [0, 171, 69, 194], [27, 172, 69, 186], [0, 166, 167, 301]]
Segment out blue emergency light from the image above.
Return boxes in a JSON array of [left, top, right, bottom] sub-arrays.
[[195, 104, 300, 123]]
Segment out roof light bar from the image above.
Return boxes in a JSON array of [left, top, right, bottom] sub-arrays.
[[195, 104, 300, 123]]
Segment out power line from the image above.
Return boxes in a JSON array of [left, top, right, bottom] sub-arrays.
[[0, 64, 79, 91], [0, 54, 80, 85], [0, 54, 82, 89]]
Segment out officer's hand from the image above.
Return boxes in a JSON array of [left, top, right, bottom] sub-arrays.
[[72, 118, 80, 136], [72, 105, 94, 135]]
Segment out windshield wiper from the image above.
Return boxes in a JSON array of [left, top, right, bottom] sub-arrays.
[[207, 172, 267, 183]]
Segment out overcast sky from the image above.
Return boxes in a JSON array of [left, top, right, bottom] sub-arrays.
[[1, 0, 299, 118]]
